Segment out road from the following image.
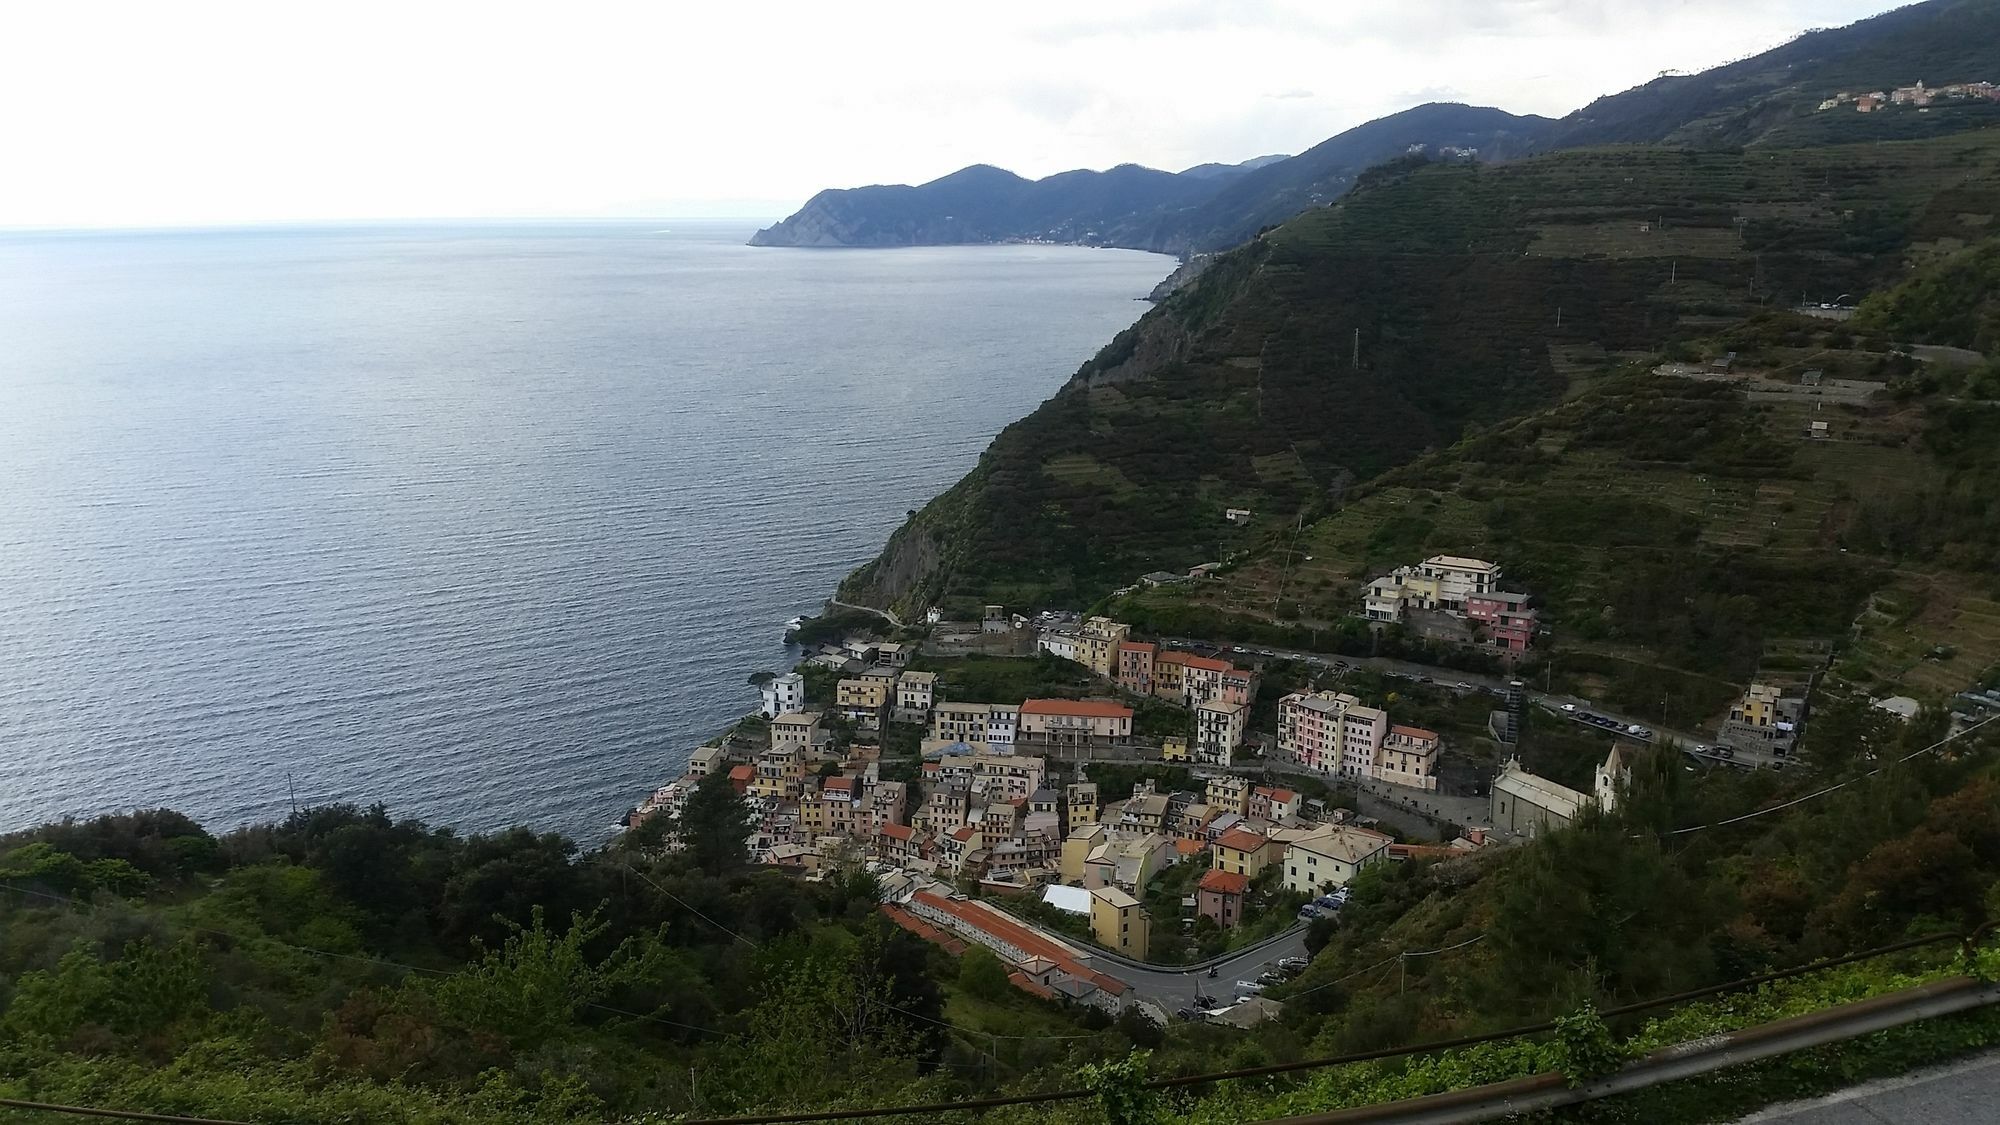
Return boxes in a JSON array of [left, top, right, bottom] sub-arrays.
[[1164, 637, 1786, 772], [1733, 1049, 2000, 1123], [826, 598, 904, 630], [1073, 922, 1311, 1013]]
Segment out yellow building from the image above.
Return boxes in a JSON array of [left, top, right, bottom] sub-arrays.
[[1211, 828, 1275, 879], [1076, 617, 1131, 678], [1161, 735, 1190, 762], [750, 745, 806, 801], [1066, 781, 1099, 826], [1731, 683, 1782, 729], [1089, 885, 1149, 955], [1061, 822, 1108, 883], [835, 679, 890, 728], [1204, 774, 1250, 816]]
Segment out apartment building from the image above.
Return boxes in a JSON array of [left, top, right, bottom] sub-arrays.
[[1379, 725, 1441, 791], [770, 711, 822, 754], [895, 670, 937, 715], [1194, 698, 1247, 766], [759, 672, 806, 719], [1281, 826, 1389, 894], [1465, 591, 1537, 652], [835, 678, 890, 730], [1089, 885, 1149, 956], [1075, 617, 1131, 678], [1066, 781, 1099, 827], [1205, 774, 1251, 816], [1016, 699, 1133, 748], [1116, 641, 1156, 695]]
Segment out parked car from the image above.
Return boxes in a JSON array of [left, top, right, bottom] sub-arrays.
[[1561, 703, 1578, 713], [1175, 1007, 1199, 1021], [1716, 746, 1735, 759], [1456, 681, 1472, 690], [1278, 956, 1309, 972], [1235, 981, 1266, 994], [1258, 970, 1288, 986]]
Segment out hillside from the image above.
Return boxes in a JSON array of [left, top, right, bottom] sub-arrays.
[[748, 104, 1555, 253], [1543, 0, 2000, 149], [747, 160, 1241, 248], [839, 129, 2000, 620], [755, 1, 2000, 257]]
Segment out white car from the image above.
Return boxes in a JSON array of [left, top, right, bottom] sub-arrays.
[[1235, 980, 1267, 994], [1561, 703, 1578, 713]]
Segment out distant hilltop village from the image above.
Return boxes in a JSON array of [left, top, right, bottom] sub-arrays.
[[1818, 78, 1999, 112]]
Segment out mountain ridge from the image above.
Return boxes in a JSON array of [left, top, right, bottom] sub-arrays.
[[755, 0, 2000, 257]]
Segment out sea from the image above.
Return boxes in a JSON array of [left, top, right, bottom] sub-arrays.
[[0, 221, 1172, 839]]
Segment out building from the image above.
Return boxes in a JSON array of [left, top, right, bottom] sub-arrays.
[[1211, 828, 1276, 879], [982, 605, 1009, 633], [750, 745, 807, 801], [1084, 833, 1173, 893], [1365, 555, 1503, 621], [1017, 699, 1134, 749], [1489, 759, 1591, 836], [1122, 790, 1170, 833], [1161, 735, 1190, 762], [1089, 885, 1149, 956], [1171, 800, 1215, 841], [1196, 869, 1250, 928], [1339, 704, 1388, 779], [836, 678, 891, 730], [686, 745, 727, 779], [1075, 617, 1131, 678], [1193, 699, 1247, 765], [1722, 683, 1803, 753], [1205, 774, 1250, 816], [1378, 725, 1441, 791], [1149, 650, 1186, 702], [1066, 781, 1099, 827], [1249, 786, 1300, 822], [896, 670, 937, 716], [771, 712, 823, 754], [1116, 641, 1156, 695], [931, 701, 995, 747], [760, 672, 806, 719], [986, 704, 1018, 753], [1281, 827, 1389, 894], [1276, 691, 1382, 777], [874, 642, 907, 668], [1596, 744, 1637, 813], [1061, 822, 1108, 883], [1465, 591, 1537, 653]]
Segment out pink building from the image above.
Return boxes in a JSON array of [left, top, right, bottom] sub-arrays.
[[1466, 591, 1537, 652]]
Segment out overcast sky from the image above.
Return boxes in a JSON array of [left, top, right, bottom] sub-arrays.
[[0, 0, 1910, 229]]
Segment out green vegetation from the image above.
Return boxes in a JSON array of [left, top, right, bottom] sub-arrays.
[[843, 130, 2000, 620]]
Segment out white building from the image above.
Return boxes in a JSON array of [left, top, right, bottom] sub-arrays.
[[987, 703, 1018, 752], [1490, 758, 1592, 837], [1194, 699, 1247, 766], [760, 672, 806, 719], [896, 670, 937, 715], [1281, 827, 1390, 894]]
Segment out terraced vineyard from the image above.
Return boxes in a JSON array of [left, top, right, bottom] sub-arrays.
[[844, 130, 2000, 622]]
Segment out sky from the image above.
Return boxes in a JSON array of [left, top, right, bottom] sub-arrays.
[[0, 0, 1913, 229]]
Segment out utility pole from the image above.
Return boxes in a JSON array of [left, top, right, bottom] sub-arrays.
[[1352, 328, 1360, 370]]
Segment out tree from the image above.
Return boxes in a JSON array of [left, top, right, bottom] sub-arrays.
[[678, 773, 751, 877], [957, 946, 1010, 1001]]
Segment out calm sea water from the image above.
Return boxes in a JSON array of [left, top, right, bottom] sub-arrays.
[[0, 221, 1170, 838]]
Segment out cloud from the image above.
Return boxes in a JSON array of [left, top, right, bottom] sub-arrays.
[[1264, 89, 1317, 100]]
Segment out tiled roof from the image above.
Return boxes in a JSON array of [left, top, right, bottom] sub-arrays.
[[1197, 869, 1251, 895], [1213, 828, 1270, 854], [1390, 724, 1440, 741], [1019, 699, 1134, 719]]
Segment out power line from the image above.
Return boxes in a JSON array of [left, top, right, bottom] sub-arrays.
[[0, 1098, 251, 1125], [1654, 712, 1999, 838]]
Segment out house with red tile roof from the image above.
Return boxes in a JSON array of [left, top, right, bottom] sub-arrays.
[[1017, 698, 1133, 750], [1195, 868, 1251, 928]]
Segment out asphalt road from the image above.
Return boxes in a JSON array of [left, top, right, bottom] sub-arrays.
[[1071, 922, 1311, 1013], [1166, 638, 1788, 772], [1733, 1050, 2000, 1123]]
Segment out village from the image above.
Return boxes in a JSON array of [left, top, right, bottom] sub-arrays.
[[622, 554, 1824, 1022], [1816, 77, 2000, 112]]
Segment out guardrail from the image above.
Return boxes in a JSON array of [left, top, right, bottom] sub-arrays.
[[1261, 975, 2000, 1124]]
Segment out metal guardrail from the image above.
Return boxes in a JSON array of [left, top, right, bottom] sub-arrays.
[[1261, 975, 2000, 1124]]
